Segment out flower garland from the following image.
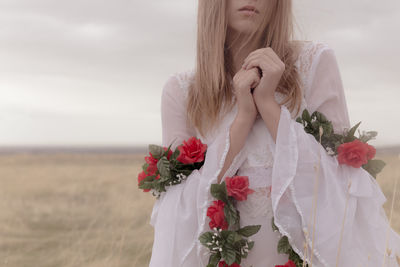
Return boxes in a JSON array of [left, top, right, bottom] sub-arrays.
[[137, 109, 386, 267], [199, 176, 261, 266], [137, 137, 207, 198]]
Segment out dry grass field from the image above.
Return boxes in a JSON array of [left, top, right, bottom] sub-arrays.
[[0, 151, 398, 267]]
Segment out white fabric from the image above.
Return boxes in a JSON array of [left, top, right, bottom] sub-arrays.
[[149, 41, 400, 267]]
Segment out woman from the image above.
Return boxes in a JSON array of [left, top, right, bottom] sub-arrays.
[[149, 0, 400, 266]]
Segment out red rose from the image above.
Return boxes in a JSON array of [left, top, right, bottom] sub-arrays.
[[144, 147, 172, 175], [337, 139, 369, 168], [146, 163, 158, 176], [137, 171, 150, 192], [163, 147, 173, 159], [275, 259, 296, 267], [225, 176, 255, 201], [218, 261, 241, 267], [206, 200, 228, 230], [177, 137, 207, 164], [365, 143, 376, 160], [137, 171, 160, 192]]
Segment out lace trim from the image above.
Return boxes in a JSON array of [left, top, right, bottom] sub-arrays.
[[236, 186, 273, 218], [242, 144, 274, 169], [174, 69, 195, 99], [297, 42, 330, 100]]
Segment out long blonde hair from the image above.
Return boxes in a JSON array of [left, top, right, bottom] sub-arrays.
[[187, 0, 302, 137]]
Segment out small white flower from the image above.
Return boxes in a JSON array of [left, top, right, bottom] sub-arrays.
[[325, 147, 335, 156], [219, 248, 223, 252]]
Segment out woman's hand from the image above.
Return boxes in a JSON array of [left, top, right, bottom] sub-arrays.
[[241, 47, 284, 142], [242, 47, 285, 106], [232, 67, 261, 121]]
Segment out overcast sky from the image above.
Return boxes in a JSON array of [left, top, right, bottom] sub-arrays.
[[0, 0, 399, 147]]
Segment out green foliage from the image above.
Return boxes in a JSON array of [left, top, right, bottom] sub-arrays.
[[224, 201, 240, 229], [296, 108, 386, 179], [271, 217, 279, 232], [207, 253, 221, 267], [148, 144, 164, 159], [237, 225, 261, 237], [210, 182, 228, 203], [362, 159, 386, 178], [277, 236, 291, 254], [157, 156, 170, 178]]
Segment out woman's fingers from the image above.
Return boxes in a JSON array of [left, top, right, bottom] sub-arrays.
[[243, 47, 284, 70], [245, 56, 278, 74]]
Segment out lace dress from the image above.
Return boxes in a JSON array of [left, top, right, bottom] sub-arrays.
[[235, 125, 290, 266], [149, 41, 400, 267]]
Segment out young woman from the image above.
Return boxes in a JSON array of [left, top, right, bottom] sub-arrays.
[[149, 0, 400, 266]]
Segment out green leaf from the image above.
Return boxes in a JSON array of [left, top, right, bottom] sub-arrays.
[[142, 163, 149, 172], [346, 121, 361, 140], [221, 246, 236, 265], [207, 253, 221, 267], [232, 231, 242, 243], [271, 217, 279, 232], [138, 175, 156, 186], [302, 109, 311, 122], [226, 232, 235, 245], [362, 159, 386, 178], [157, 156, 170, 178], [237, 225, 261, 237], [199, 232, 214, 246], [138, 180, 154, 190], [224, 202, 239, 228], [210, 183, 228, 202], [148, 144, 164, 159], [277, 236, 291, 254], [171, 148, 180, 161], [247, 240, 254, 250], [359, 131, 378, 143]]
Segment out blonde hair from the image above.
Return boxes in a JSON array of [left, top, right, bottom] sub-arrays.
[[187, 0, 302, 137]]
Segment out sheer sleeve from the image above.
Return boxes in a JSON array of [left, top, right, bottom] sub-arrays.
[[161, 74, 197, 149], [304, 45, 351, 134], [270, 43, 400, 267]]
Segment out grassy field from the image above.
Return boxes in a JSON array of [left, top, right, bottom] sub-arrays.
[[0, 152, 398, 267]]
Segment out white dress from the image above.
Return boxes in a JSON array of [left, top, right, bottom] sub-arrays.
[[149, 41, 400, 267]]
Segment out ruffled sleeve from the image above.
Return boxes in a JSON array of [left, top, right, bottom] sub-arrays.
[[270, 43, 400, 266], [149, 71, 249, 267]]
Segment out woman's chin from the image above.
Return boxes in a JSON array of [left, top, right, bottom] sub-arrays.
[[229, 24, 258, 36]]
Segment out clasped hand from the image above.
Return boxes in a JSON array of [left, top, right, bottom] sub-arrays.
[[232, 47, 285, 120]]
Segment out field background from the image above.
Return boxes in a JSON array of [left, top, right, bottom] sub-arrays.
[[0, 151, 399, 267]]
